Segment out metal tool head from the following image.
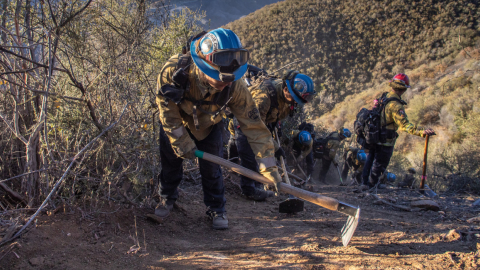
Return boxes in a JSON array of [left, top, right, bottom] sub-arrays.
[[337, 202, 360, 246], [279, 198, 304, 213]]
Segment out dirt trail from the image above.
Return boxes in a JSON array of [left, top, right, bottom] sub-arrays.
[[1, 172, 480, 269]]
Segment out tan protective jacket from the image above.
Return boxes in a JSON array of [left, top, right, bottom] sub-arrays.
[[250, 79, 292, 124], [156, 54, 275, 169], [381, 91, 425, 146], [290, 130, 313, 161], [324, 132, 341, 161]]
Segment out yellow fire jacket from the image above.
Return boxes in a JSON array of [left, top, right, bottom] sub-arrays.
[[156, 54, 276, 170], [227, 118, 235, 137], [381, 91, 426, 146]]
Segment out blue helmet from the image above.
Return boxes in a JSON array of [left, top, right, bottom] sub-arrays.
[[190, 28, 248, 82], [356, 150, 367, 164], [298, 131, 312, 146], [285, 71, 316, 106], [386, 172, 396, 183], [340, 128, 351, 139]]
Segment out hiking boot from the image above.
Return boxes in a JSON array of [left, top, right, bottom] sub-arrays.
[[154, 201, 174, 218], [246, 188, 274, 201], [211, 212, 228, 230]]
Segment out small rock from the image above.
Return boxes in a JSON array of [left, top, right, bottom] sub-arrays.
[[438, 211, 445, 215], [385, 197, 397, 203], [467, 216, 480, 223], [29, 257, 44, 266], [445, 229, 461, 241], [472, 199, 480, 206], [66, 233, 71, 236], [411, 200, 440, 211], [373, 200, 383, 205]]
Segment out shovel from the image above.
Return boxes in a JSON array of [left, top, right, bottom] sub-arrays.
[[195, 150, 361, 246], [274, 129, 304, 213], [420, 134, 437, 197]]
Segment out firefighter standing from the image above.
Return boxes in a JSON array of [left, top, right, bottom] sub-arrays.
[[155, 28, 282, 229], [361, 73, 435, 188]]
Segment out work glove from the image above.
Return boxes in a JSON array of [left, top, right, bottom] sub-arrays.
[[181, 146, 198, 160], [259, 166, 282, 193], [274, 147, 286, 160]]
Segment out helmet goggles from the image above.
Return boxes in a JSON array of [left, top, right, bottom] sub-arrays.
[[195, 39, 249, 75]]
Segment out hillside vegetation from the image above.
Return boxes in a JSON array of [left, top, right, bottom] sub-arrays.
[[226, 0, 480, 192], [225, 0, 479, 116]]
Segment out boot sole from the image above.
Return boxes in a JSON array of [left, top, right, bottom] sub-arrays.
[[212, 224, 228, 230]]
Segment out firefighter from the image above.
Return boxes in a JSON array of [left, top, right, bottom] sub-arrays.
[[318, 128, 351, 182], [341, 147, 367, 184], [289, 130, 313, 175], [361, 73, 435, 188], [297, 122, 315, 176], [155, 28, 282, 229], [235, 70, 316, 200]]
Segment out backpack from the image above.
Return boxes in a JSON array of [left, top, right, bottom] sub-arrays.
[[245, 65, 280, 119], [354, 92, 407, 147], [312, 132, 336, 159]]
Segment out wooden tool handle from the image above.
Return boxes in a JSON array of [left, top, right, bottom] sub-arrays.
[[420, 134, 430, 189], [274, 128, 291, 185], [195, 150, 339, 211]]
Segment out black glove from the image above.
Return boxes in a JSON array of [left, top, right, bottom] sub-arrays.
[[275, 147, 286, 160]]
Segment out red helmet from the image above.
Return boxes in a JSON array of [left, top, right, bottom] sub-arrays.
[[390, 73, 411, 88]]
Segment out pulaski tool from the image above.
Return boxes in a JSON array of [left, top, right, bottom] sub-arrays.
[[195, 150, 361, 246]]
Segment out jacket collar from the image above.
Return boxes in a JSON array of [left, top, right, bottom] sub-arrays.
[[194, 66, 220, 97]]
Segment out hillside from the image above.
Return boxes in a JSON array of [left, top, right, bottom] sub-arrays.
[[225, 0, 480, 191], [168, 0, 282, 29], [225, 0, 479, 117]]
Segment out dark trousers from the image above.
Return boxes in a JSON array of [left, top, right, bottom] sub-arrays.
[[361, 144, 394, 187], [292, 145, 314, 176], [235, 128, 263, 196], [318, 157, 332, 182], [159, 123, 226, 214], [227, 137, 238, 162]]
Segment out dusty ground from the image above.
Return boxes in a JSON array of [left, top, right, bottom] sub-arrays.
[[1, 167, 480, 270]]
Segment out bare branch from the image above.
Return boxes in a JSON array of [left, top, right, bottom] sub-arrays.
[[9, 103, 129, 241]]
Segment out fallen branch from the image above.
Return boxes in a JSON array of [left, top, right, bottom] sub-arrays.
[[276, 166, 306, 182], [367, 193, 412, 212], [0, 183, 27, 205], [6, 104, 129, 243]]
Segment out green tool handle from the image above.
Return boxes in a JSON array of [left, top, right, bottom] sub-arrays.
[[195, 150, 340, 212]]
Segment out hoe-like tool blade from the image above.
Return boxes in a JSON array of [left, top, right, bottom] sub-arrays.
[[337, 202, 361, 246]]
